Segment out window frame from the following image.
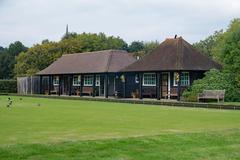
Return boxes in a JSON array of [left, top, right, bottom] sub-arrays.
[[53, 76, 59, 86], [73, 75, 81, 86], [84, 75, 94, 86], [95, 75, 100, 86], [173, 72, 190, 86], [143, 73, 156, 86]]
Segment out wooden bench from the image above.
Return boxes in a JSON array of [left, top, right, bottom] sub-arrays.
[[50, 90, 58, 95], [82, 87, 93, 96], [198, 90, 225, 103], [45, 90, 58, 95], [142, 87, 156, 98], [169, 88, 178, 97]]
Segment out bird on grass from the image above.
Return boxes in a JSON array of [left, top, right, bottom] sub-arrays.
[[6, 97, 13, 108]]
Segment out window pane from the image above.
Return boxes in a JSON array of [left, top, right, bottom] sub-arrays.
[[53, 76, 59, 86], [84, 75, 93, 86], [73, 75, 81, 86], [181, 72, 189, 86], [96, 75, 100, 86], [174, 72, 189, 86], [143, 73, 156, 86]]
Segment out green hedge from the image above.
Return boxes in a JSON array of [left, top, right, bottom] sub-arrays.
[[0, 80, 17, 93], [183, 69, 240, 102]]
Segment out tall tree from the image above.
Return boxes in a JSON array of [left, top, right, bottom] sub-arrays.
[[143, 41, 159, 53], [0, 46, 4, 54], [212, 18, 240, 87], [0, 41, 27, 79], [129, 41, 159, 59], [183, 18, 240, 102], [193, 30, 223, 58], [7, 41, 28, 56], [128, 41, 144, 53]]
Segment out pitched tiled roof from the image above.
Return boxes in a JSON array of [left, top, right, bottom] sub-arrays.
[[121, 37, 221, 72], [37, 50, 136, 75]]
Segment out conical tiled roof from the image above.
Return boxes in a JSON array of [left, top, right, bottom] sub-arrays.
[[122, 37, 221, 72]]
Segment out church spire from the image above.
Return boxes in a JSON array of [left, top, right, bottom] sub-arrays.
[[66, 24, 69, 37]]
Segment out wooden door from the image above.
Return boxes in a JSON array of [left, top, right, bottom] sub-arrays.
[[161, 73, 169, 98]]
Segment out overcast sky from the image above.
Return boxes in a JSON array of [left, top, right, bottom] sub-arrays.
[[0, 0, 239, 47]]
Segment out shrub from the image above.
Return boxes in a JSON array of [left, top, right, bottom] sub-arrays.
[[183, 69, 240, 102], [0, 79, 17, 93]]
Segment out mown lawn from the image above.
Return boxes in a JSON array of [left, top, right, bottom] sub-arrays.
[[224, 102, 240, 106], [0, 96, 240, 160]]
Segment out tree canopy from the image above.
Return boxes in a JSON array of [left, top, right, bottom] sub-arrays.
[[15, 33, 128, 76], [129, 41, 159, 59], [212, 19, 240, 87], [128, 41, 144, 53], [14, 32, 160, 76], [184, 18, 240, 102], [0, 41, 27, 79], [193, 30, 223, 58]]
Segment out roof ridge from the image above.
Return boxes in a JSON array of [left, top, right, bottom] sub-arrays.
[[62, 49, 126, 56], [182, 39, 222, 68], [176, 38, 180, 69], [105, 50, 113, 72], [175, 37, 184, 70], [179, 37, 183, 70]]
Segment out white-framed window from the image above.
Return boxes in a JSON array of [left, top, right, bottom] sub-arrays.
[[73, 75, 81, 86], [143, 73, 156, 86], [84, 75, 93, 86], [173, 72, 190, 86], [53, 76, 59, 86], [96, 75, 100, 86]]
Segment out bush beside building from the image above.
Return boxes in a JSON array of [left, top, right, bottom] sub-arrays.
[[0, 80, 17, 93]]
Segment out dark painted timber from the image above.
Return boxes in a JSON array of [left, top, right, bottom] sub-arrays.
[[80, 74, 84, 97], [139, 73, 143, 99], [177, 71, 181, 101], [104, 74, 108, 98], [39, 75, 43, 94], [93, 74, 96, 97]]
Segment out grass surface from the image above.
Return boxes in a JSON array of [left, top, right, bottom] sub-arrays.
[[224, 102, 240, 106], [0, 96, 240, 159], [1, 130, 240, 160]]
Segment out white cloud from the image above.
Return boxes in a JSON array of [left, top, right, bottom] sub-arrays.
[[0, 0, 239, 47]]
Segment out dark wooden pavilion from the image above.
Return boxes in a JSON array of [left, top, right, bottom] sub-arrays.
[[36, 37, 221, 100], [36, 50, 136, 98], [120, 37, 221, 100]]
